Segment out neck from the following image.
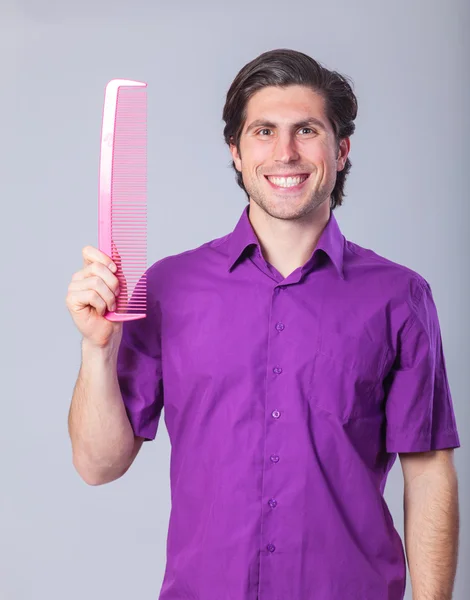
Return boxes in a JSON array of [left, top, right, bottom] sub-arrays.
[[248, 199, 330, 279]]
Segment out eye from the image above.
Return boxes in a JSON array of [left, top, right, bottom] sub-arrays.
[[255, 127, 317, 137]]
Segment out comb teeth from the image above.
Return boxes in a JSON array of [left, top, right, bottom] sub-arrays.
[[98, 80, 148, 321]]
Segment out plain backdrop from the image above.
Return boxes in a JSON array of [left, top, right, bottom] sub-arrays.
[[1, 1, 468, 599]]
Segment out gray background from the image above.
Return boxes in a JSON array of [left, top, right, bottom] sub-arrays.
[[1, 1, 468, 598]]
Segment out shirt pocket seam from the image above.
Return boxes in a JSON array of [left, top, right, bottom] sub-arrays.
[[309, 332, 388, 422]]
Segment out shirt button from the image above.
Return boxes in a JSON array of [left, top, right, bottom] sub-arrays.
[[272, 410, 281, 419], [267, 544, 276, 553], [276, 322, 285, 332], [269, 499, 278, 509], [270, 455, 280, 463], [273, 366, 283, 375]]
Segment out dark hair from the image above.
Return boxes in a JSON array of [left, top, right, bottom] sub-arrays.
[[222, 49, 358, 210]]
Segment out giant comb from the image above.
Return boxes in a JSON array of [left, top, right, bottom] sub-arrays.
[[98, 78, 147, 321]]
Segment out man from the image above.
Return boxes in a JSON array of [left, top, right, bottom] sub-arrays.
[[66, 49, 460, 599]]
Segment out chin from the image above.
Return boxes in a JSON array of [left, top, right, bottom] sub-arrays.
[[263, 203, 310, 221]]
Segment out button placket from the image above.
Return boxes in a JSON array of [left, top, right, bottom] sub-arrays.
[[264, 285, 289, 559]]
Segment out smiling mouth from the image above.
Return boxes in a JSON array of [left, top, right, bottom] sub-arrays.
[[264, 174, 310, 189]]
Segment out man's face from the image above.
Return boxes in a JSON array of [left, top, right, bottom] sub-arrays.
[[230, 85, 349, 221]]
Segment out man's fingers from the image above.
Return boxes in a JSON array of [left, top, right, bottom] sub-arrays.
[[82, 245, 117, 272], [72, 262, 120, 294]]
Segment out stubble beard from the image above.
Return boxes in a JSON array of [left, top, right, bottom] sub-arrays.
[[245, 173, 330, 222]]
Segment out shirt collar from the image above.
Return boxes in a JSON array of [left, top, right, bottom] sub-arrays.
[[227, 205, 345, 279]]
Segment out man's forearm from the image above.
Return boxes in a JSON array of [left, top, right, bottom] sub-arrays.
[[403, 469, 459, 600], [68, 337, 136, 484]]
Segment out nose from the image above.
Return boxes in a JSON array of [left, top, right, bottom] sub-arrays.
[[273, 132, 300, 163]]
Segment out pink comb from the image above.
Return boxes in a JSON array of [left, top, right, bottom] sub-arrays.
[[98, 78, 148, 321]]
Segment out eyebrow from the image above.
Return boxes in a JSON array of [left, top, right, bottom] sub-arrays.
[[245, 117, 328, 134]]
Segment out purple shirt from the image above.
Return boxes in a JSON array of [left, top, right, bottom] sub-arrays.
[[117, 206, 460, 599]]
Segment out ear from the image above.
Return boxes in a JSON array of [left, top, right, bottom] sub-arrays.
[[229, 137, 242, 172], [337, 137, 350, 172]]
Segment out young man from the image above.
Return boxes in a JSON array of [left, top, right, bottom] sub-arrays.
[[66, 49, 460, 600]]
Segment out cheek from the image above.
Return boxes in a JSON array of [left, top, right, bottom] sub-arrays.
[[245, 145, 270, 169], [310, 149, 336, 177], [308, 143, 329, 161]]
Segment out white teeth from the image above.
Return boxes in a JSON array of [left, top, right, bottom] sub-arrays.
[[267, 175, 308, 188]]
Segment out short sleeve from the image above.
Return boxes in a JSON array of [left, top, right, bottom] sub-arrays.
[[116, 273, 164, 442], [385, 279, 460, 453]]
